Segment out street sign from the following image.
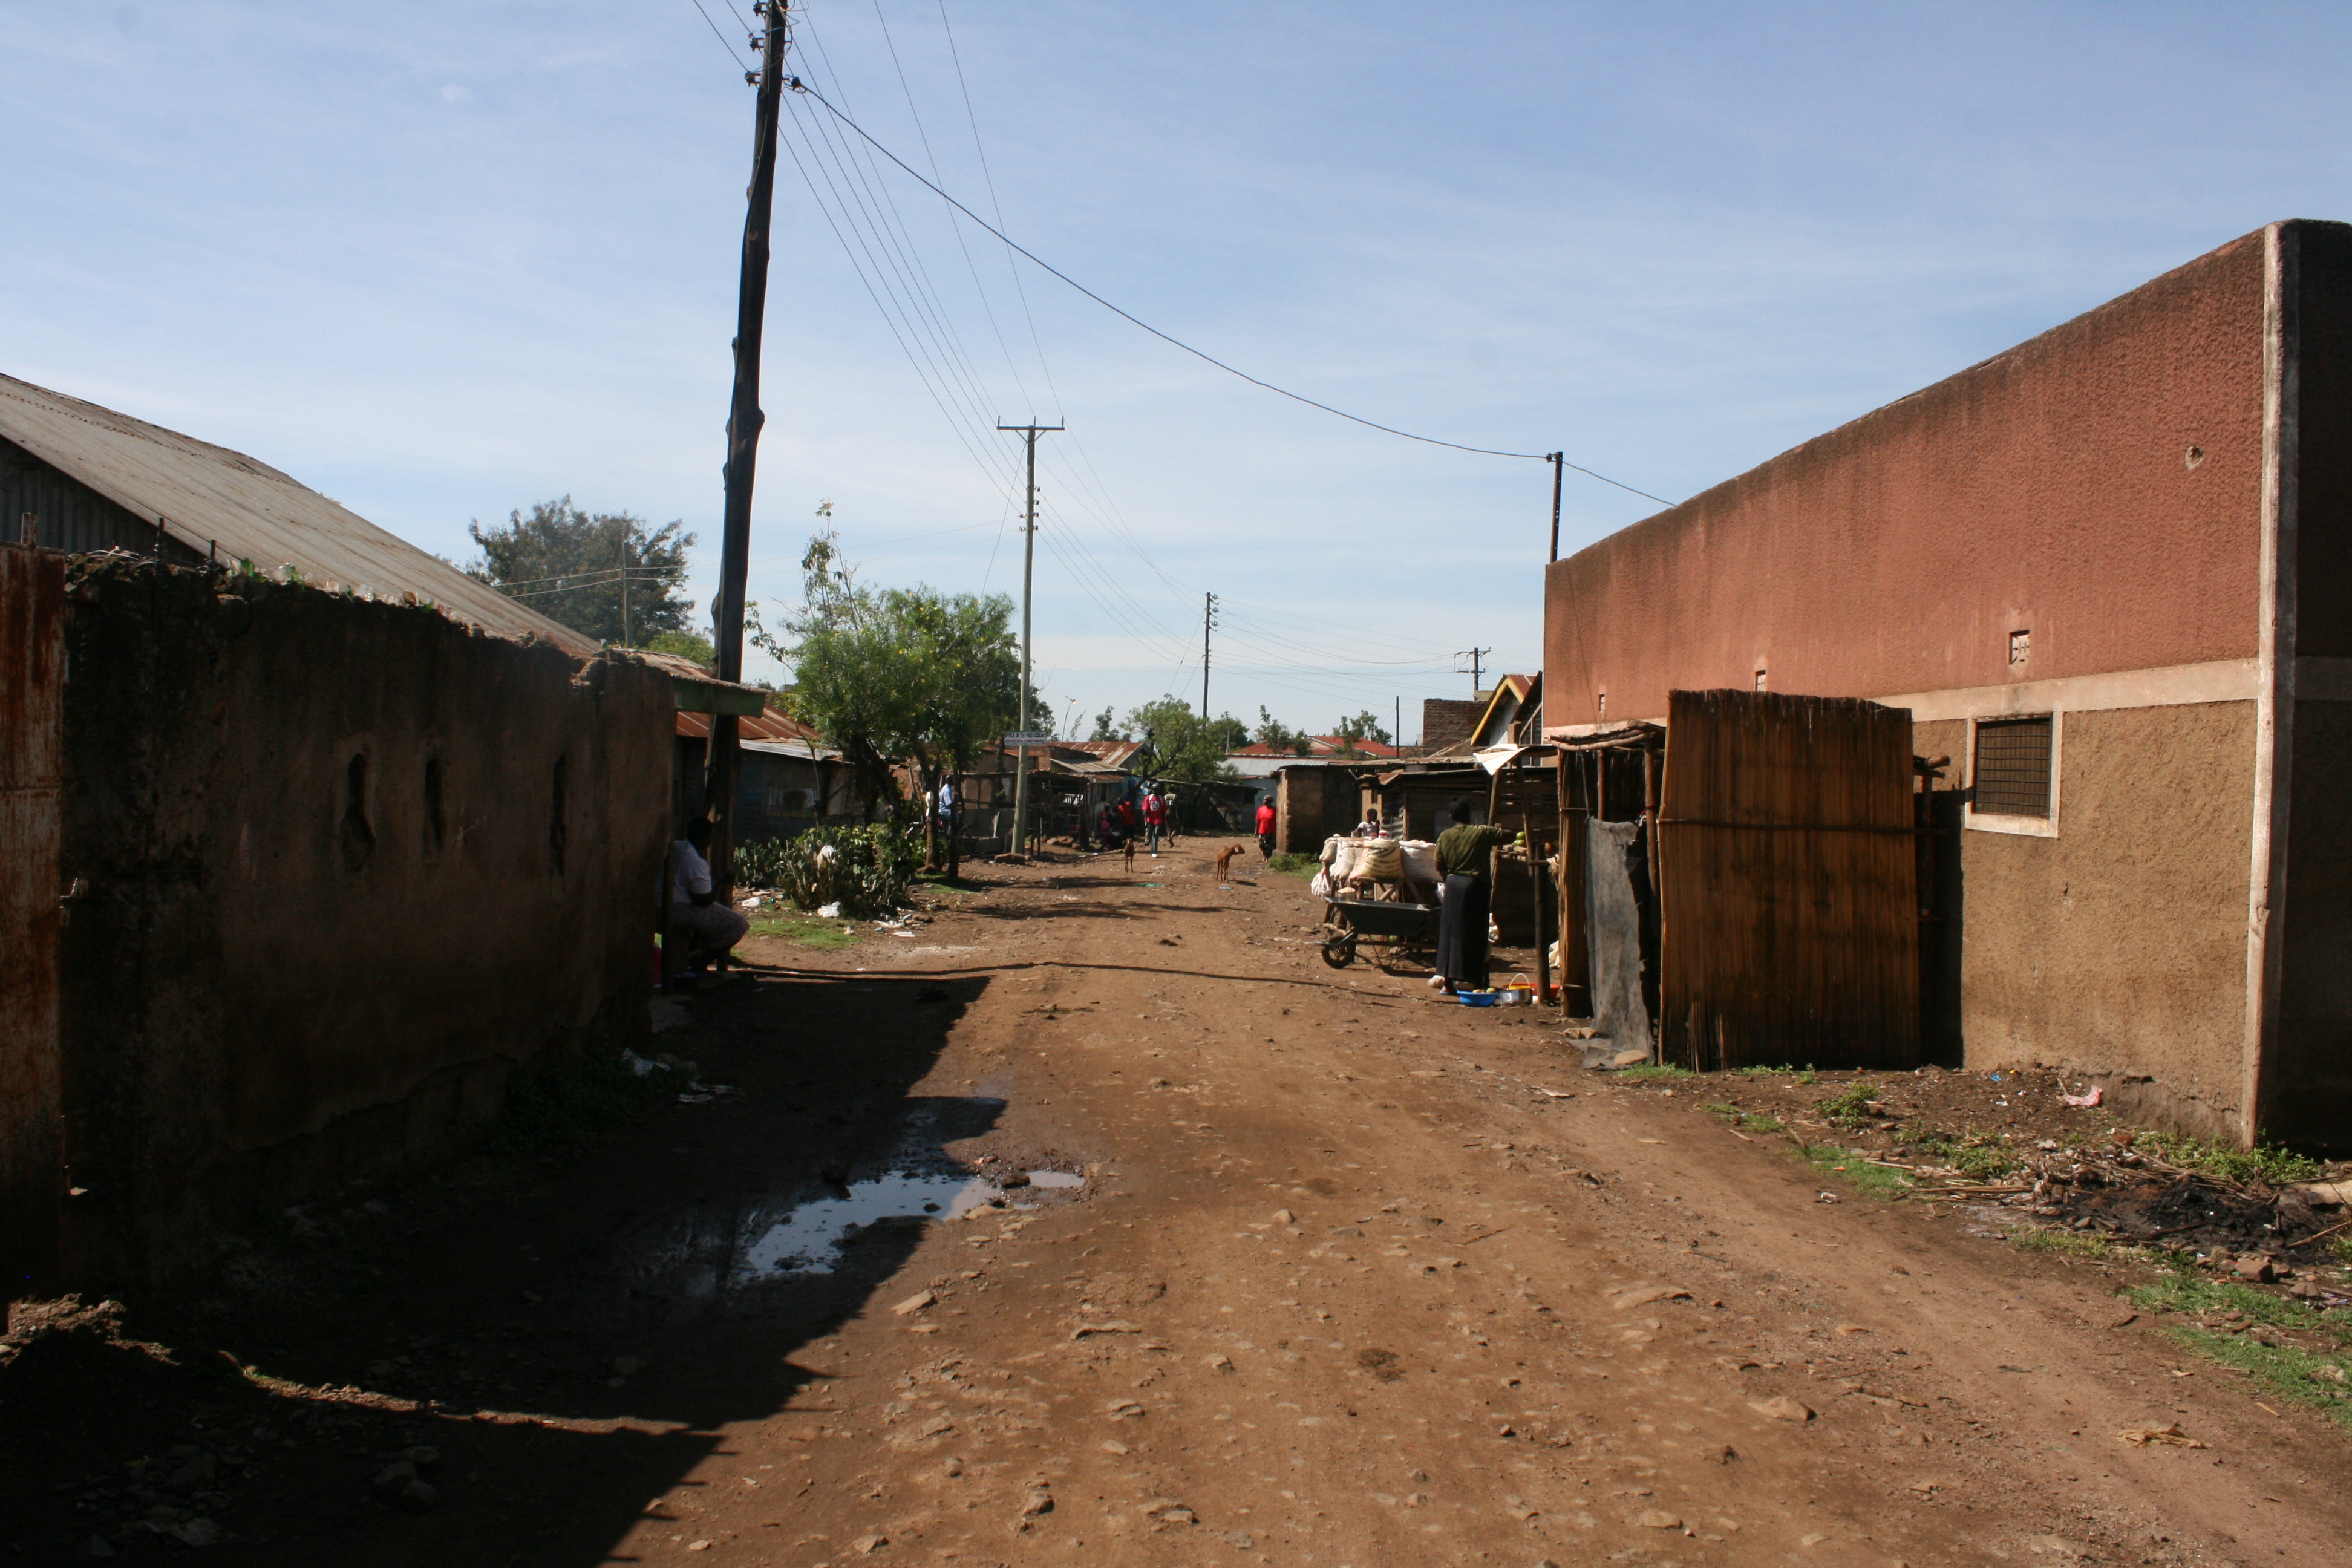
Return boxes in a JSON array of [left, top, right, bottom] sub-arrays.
[[1002, 731, 1054, 748]]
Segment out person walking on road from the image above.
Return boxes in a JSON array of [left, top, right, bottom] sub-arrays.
[[1431, 798, 1512, 995], [1143, 786, 1166, 856], [664, 817, 750, 980], [1255, 797, 1278, 859]]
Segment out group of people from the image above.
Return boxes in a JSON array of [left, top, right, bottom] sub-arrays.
[[1097, 782, 1178, 855]]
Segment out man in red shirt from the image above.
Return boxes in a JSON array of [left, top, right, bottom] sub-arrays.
[[1143, 786, 1166, 856], [1255, 797, 1277, 860]]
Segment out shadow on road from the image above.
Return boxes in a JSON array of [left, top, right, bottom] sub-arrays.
[[0, 972, 1011, 1565]]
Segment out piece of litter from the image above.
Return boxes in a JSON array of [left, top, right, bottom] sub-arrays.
[[2062, 1086, 2103, 1108], [1747, 1396, 1815, 1423], [1608, 1284, 1693, 1311], [2117, 1423, 2206, 1448]]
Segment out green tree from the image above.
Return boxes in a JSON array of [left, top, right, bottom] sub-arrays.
[[1255, 706, 1315, 756], [641, 627, 717, 665], [1334, 710, 1393, 746], [466, 497, 695, 647], [1126, 698, 1247, 785], [1088, 706, 1130, 742], [774, 532, 1028, 869]]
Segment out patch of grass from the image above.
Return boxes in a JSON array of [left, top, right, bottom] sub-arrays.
[[2121, 1270, 2352, 1338], [1915, 1131, 2018, 1180], [2164, 1327, 2352, 1428], [2334, 1235, 2352, 1265], [1818, 1081, 1880, 1129], [1265, 852, 1321, 877], [1615, 1063, 1696, 1082], [2010, 1229, 2113, 1259], [492, 1048, 679, 1157], [1800, 1143, 1911, 1200], [1731, 1063, 1815, 1083], [748, 911, 863, 950], [1702, 1102, 1787, 1134], [2136, 1131, 2322, 1186]]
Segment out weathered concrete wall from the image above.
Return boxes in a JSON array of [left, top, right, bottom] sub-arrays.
[[1957, 702, 2256, 1140], [1545, 226, 2275, 725], [53, 560, 670, 1285]]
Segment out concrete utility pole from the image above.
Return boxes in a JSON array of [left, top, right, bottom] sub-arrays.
[[1201, 592, 1217, 719], [998, 420, 1061, 855], [707, 0, 789, 901]]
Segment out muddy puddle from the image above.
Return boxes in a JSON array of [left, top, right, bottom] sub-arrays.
[[739, 1168, 1083, 1277], [626, 1162, 1086, 1303]]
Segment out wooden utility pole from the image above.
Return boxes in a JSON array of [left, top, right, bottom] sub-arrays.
[[1547, 451, 1564, 562], [707, 0, 789, 901], [998, 420, 1061, 855]]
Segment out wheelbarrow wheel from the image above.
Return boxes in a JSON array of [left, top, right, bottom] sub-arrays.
[[1320, 930, 1359, 969]]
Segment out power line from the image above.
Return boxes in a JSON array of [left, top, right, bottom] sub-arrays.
[[684, 0, 749, 68], [787, 77, 1676, 503]]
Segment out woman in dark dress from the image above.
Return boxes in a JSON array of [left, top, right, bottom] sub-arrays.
[[1432, 798, 1513, 995]]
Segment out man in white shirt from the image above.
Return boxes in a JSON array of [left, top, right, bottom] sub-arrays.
[[665, 818, 750, 974]]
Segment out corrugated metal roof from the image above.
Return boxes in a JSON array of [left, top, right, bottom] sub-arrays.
[[675, 701, 822, 744], [0, 371, 596, 654]]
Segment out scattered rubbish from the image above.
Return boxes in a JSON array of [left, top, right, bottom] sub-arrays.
[[2061, 1085, 2103, 1108], [817, 901, 844, 918], [2117, 1423, 2206, 1448], [622, 1048, 664, 1077], [1817, 1191, 1841, 1203], [1609, 1048, 1650, 1068]]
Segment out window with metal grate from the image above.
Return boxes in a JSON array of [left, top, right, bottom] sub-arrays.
[[1973, 716, 2053, 818]]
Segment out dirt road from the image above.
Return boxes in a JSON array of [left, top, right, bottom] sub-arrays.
[[7, 838, 2349, 1566]]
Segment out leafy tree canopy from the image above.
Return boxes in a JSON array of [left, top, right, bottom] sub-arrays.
[[1088, 706, 1131, 743], [641, 627, 716, 665], [1333, 709, 1394, 746], [1126, 698, 1247, 784], [466, 497, 695, 648], [769, 532, 1033, 849], [1255, 706, 1315, 756]]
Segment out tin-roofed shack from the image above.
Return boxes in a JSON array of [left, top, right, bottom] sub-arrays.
[[0, 373, 734, 1290], [4, 552, 671, 1290]]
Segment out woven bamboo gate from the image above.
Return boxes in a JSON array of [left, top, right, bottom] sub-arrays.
[[1658, 689, 1918, 1071]]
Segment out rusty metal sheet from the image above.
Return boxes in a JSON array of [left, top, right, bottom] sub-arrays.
[[0, 372, 595, 654], [1658, 688, 1919, 1071], [0, 542, 65, 1286]]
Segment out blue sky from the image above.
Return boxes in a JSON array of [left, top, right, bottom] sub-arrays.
[[7, 2, 2351, 739]]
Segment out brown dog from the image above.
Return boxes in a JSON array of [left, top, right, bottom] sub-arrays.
[[1215, 843, 1244, 882], [1122, 837, 1137, 874]]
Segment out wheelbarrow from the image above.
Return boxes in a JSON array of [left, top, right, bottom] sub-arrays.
[[1320, 895, 1439, 970]]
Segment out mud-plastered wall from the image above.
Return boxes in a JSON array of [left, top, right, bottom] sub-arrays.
[[54, 561, 670, 1285]]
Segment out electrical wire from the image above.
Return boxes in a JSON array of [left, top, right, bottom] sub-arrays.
[[685, 0, 750, 68], [788, 77, 1676, 503]]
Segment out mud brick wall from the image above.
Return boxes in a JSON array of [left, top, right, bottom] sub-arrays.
[[52, 560, 669, 1287]]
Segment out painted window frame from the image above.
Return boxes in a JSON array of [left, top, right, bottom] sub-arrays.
[[1964, 710, 2062, 838]]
